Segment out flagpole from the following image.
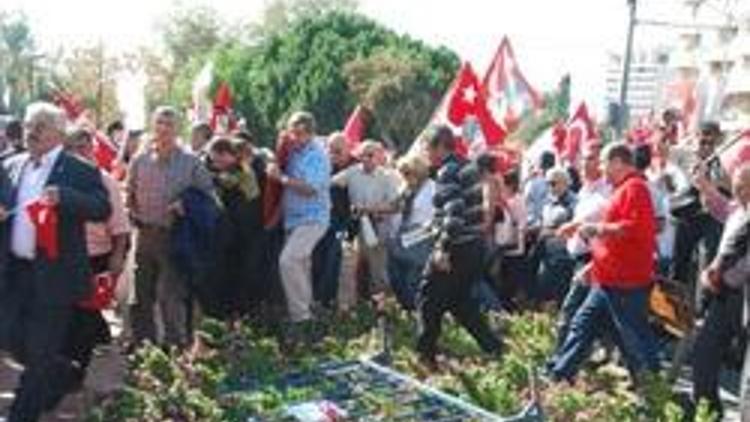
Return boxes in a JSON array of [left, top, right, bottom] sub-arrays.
[[618, 0, 637, 137]]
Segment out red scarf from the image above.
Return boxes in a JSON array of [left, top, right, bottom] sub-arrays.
[[262, 132, 296, 228], [26, 199, 59, 260]]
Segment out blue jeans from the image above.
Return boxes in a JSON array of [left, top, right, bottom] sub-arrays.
[[387, 238, 432, 310], [552, 280, 591, 358], [551, 285, 660, 381], [535, 239, 575, 302]]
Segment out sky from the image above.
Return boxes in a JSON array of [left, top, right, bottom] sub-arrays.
[[2, 0, 726, 117]]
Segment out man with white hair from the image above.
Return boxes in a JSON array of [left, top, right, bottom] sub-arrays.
[[332, 139, 399, 306], [0, 102, 111, 421]]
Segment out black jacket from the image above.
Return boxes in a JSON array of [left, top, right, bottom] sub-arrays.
[[5, 151, 111, 306], [432, 154, 484, 252]]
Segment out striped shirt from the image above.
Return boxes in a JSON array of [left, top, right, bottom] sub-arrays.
[[127, 143, 214, 227], [433, 154, 484, 250]]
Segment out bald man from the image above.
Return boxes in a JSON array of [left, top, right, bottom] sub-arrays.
[[691, 163, 750, 419]]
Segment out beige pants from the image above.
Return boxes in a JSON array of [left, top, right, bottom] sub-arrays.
[[357, 235, 390, 294], [337, 240, 359, 312], [280, 224, 327, 322]]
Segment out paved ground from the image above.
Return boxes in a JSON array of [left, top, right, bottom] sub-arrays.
[[0, 312, 127, 422]]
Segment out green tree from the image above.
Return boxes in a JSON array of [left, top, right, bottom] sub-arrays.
[[0, 11, 41, 114], [141, 2, 233, 110], [248, 0, 359, 40], [158, 2, 225, 72], [212, 12, 458, 147], [344, 49, 454, 151], [56, 43, 122, 126], [511, 74, 572, 146]]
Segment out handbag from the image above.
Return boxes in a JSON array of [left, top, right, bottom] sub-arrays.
[[78, 272, 118, 311], [669, 186, 702, 220], [360, 215, 379, 247]]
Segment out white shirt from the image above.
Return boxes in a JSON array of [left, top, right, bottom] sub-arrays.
[[11, 145, 63, 259], [646, 173, 678, 259], [567, 177, 611, 256], [503, 194, 528, 257], [404, 179, 436, 228]]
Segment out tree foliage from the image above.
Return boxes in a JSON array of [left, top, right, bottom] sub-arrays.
[[510, 74, 571, 146], [56, 43, 122, 126], [248, 0, 359, 40], [158, 2, 225, 72], [0, 11, 43, 115], [212, 11, 458, 147], [344, 49, 453, 151]]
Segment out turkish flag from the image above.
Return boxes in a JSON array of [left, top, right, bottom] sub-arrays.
[[720, 130, 750, 178], [93, 132, 118, 173], [446, 62, 506, 145], [210, 82, 237, 133], [551, 120, 567, 156], [26, 199, 59, 260], [51, 89, 85, 121], [343, 105, 366, 150], [261, 132, 297, 229], [561, 103, 598, 162]]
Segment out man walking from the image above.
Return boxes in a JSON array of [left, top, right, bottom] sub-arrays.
[[0, 102, 111, 421], [416, 126, 502, 367], [268, 111, 331, 343], [549, 142, 660, 383], [127, 106, 214, 348], [691, 163, 750, 419]]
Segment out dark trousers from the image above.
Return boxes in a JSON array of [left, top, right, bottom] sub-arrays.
[[131, 227, 187, 347], [312, 227, 343, 308], [535, 238, 575, 303], [692, 290, 743, 418], [671, 213, 722, 287], [551, 256, 593, 358], [388, 238, 433, 311], [3, 258, 76, 422], [62, 255, 111, 376], [416, 241, 502, 359], [551, 285, 660, 381]]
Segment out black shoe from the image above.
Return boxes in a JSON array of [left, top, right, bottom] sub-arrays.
[[302, 320, 326, 345], [418, 354, 439, 372]]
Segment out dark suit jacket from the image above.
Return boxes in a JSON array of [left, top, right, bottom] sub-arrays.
[[4, 150, 111, 306]]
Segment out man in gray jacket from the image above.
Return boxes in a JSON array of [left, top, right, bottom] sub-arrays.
[[692, 162, 750, 419]]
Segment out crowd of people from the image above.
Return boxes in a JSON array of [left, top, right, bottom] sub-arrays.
[[0, 101, 748, 421]]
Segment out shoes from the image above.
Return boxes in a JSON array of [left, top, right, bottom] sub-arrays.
[[282, 319, 326, 350], [417, 354, 439, 372]]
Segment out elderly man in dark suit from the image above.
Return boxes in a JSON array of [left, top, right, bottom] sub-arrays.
[[0, 102, 111, 422]]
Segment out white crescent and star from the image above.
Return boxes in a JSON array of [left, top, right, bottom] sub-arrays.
[[463, 85, 478, 104]]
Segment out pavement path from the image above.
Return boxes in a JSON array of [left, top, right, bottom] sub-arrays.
[[0, 312, 127, 422]]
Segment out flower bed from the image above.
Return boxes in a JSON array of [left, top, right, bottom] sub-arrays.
[[86, 303, 716, 421]]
